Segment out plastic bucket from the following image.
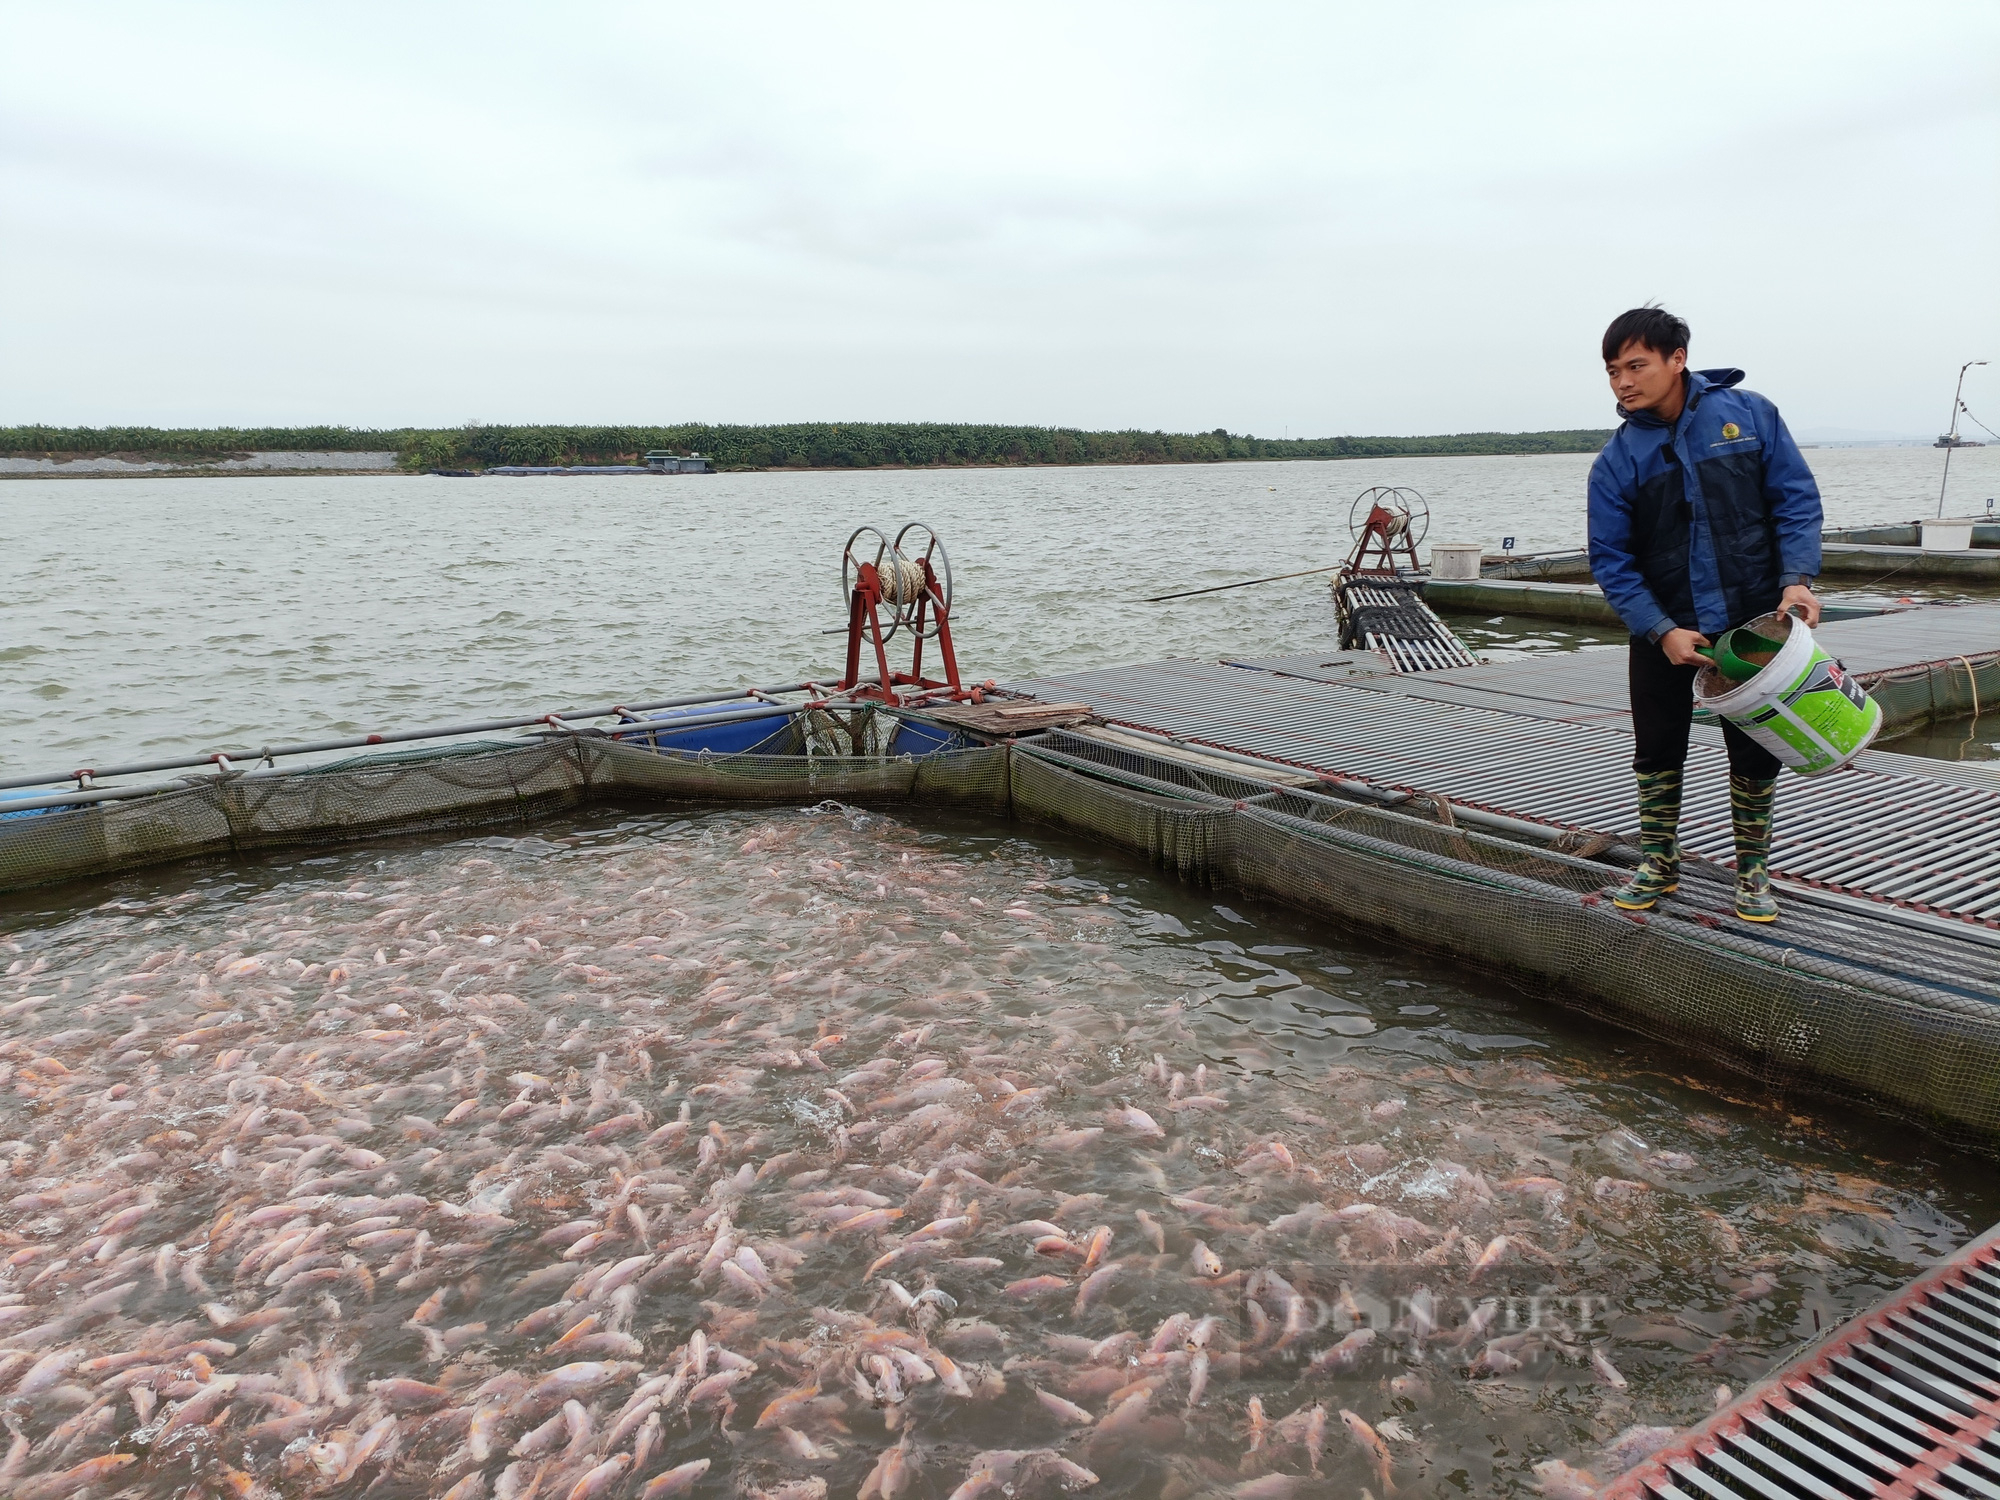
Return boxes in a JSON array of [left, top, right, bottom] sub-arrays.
[[1429, 542, 1484, 580], [1923, 518, 1975, 551], [1693, 611, 1883, 776], [1697, 627, 1785, 683]]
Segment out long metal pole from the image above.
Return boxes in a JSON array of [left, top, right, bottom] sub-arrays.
[[0, 682, 821, 792], [1141, 564, 1344, 603], [1939, 360, 1989, 518], [0, 700, 837, 815]]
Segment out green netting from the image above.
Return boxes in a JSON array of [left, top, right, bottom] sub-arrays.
[[593, 737, 1010, 812], [0, 735, 1009, 894], [1863, 654, 2000, 734], [0, 739, 598, 890], [1007, 752, 1237, 883], [294, 737, 530, 772], [1015, 734, 1619, 896], [1232, 799, 2000, 1095], [1005, 732, 2000, 1154]]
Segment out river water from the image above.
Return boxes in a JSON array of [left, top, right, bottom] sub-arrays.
[[1, 803, 1994, 1499], [3, 445, 1995, 772], [2, 450, 1998, 1497]]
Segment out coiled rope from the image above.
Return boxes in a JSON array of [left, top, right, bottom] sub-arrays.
[[879, 555, 930, 607]]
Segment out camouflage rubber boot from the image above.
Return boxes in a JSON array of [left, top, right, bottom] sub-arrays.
[[1612, 767, 1684, 910], [1731, 775, 1779, 922]]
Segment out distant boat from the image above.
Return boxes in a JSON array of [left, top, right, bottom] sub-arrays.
[[1936, 360, 1990, 452], [441, 452, 717, 477], [644, 451, 714, 473]]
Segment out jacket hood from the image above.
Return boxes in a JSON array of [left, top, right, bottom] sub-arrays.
[[1617, 367, 1746, 426]]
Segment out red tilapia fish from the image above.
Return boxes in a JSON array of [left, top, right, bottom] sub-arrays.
[[0, 804, 1953, 1496]]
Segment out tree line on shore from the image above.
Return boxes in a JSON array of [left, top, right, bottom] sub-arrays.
[[1, 422, 1614, 470]]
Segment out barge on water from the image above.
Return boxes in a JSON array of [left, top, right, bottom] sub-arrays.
[[442, 451, 714, 477]]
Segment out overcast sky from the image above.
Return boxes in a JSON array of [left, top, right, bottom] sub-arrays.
[[3, 2, 1996, 437]]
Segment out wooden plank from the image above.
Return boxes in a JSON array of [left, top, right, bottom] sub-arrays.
[[922, 700, 1097, 735]]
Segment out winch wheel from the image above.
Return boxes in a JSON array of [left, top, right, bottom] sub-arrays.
[[892, 522, 953, 638], [1346, 486, 1431, 548], [841, 525, 902, 641]]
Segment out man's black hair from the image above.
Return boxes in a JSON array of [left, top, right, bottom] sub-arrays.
[[1601, 306, 1690, 363]]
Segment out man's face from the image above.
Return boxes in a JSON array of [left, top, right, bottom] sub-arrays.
[[1606, 340, 1687, 413]]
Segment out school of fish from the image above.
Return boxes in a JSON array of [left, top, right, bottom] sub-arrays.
[[0, 801, 1989, 1500]]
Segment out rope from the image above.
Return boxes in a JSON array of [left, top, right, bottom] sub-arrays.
[[1958, 401, 2000, 443], [879, 556, 929, 607], [1959, 656, 1981, 720]]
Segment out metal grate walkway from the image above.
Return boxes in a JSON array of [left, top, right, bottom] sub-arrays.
[[1335, 577, 1480, 671], [1234, 600, 2000, 727], [1601, 1220, 2000, 1499], [1005, 657, 2000, 925]]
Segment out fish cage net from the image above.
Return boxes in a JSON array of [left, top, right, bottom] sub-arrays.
[[1006, 728, 2000, 1155], [1862, 653, 2000, 733], [0, 733, 1009, 895], [3, 719, 1997, 1154]]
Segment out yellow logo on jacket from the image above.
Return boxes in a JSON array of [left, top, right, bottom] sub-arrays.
[[1721, 422, 1741, 440]]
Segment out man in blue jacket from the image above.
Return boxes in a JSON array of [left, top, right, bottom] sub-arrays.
[[1586, 306, 1823, 923]]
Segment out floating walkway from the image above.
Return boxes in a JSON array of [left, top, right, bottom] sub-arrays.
[[1335, 574, 1480, 671], [1412, 604, 2000, 739], [1483, 539, 2000, 584], [1009, 604, 2000, 926], [1603, 1218, 2000, 1500]]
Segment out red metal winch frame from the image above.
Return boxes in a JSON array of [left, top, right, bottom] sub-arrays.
[[837, 524, 973, 706], [1343, 485, 1429, 577]]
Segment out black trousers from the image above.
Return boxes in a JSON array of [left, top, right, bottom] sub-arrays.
[[1629, 639, 1783, 779]]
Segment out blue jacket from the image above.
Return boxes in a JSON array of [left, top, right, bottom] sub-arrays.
[[1587, 368, 1823, 641]]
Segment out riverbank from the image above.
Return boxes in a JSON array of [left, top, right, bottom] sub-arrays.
[[0, 421, 1615, 475], [0, 450, 399, 477]]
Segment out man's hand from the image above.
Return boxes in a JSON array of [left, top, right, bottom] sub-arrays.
[[1780, 584, 1822, 628], [1660, 627, 1712, 667]]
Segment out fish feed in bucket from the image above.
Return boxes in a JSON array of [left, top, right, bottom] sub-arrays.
[[1694, 611, 1883, 775], [1695, 626, 1786, 683]]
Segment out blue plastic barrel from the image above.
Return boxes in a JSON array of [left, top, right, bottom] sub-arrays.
[[621, 706, 794, 756], [887, 718, 958, 757], [0, 791, 60, 821]]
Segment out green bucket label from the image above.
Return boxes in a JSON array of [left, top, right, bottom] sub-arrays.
[[1727, 648, 1881, 774], [1745, 703, 1821, 762], [1823, 658, 1869, 710], [1789, 661, 1869, 740]]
